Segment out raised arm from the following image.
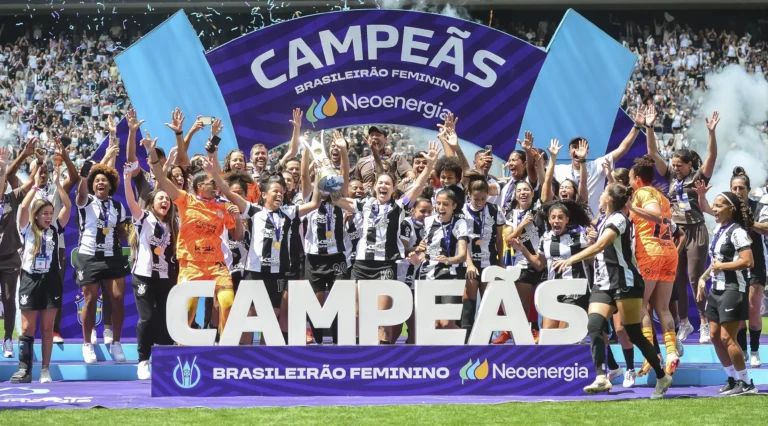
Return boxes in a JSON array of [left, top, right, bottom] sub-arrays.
[[53, 167, 71, 227], [165, 108, 190, 168], [575, 140, 589, 202], [404, 141, 439, 202], [643, 105, 669, 176], [519, 131, 538, 185], [101, 114, 119, 168], [143, 132, 182, 201], [693, 180, 714, 216], [279, 108, 303, 169], [298, 172, 321, 217], [333, 130, 350, 197], [436, 113, 458, 157], [608, 106, 643, 163], [702, 111, 720, 178], [125, 109, 145, 177], [541, 139, 560, 203], [75, 162, 92, 208], [7, 138, 36, 189], [123, 166, 143, 219], [203, 139, 248, 214], [55, 135, 80, 193], [300, 145, 312, 201]]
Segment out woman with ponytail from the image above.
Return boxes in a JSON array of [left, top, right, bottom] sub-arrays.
[[645, 105, 720, 343], [11, 164, 71, 383], [696, 191, 756, 395]]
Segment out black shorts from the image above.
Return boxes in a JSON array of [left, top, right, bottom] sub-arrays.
[[305, 253, 348, 293], [706, 289, 749, 324], [19, 270, 62, 311], [231, 270, 243, 292], [351, 260, 397, 281], [243, 271, 286, 309], [74, 253, 130, 285], [516, 267, 543, 286], [589, 285, 645, 306], [558, 293, 590, 311]]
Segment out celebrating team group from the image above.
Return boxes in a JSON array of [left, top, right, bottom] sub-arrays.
[[2, 102, 765, 399]]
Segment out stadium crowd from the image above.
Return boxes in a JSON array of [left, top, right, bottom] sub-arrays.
[[0, 10, 766, 400]]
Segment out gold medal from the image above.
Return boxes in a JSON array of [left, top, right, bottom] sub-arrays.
[[273, 241, 281, 250], [102, 228, 109, 235], [154, 247, 163, 255], [326, 231, 334, 238]]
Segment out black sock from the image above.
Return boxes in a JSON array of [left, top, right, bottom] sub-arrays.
[[623, 348, 635, 371], [19, 335, 34, 371], [330, 318, 339, 345], [750, 329, 762, 352], [282, 331, 289, 344], [379, 340, 391, 345], [587, 313, 608, 376], [606, 345, 620, 370], [461, 300, 477, 344], [675, 325, 679, 334], [652, 331, 661, 355], [737, 328, 748, 352], [625, 323, 664, 379]]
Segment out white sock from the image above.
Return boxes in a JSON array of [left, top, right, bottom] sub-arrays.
[[724, 365, 737, 379], [736, 369, 749, 383]]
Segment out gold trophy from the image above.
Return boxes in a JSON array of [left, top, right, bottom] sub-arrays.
[[301, 130, 343, 195]]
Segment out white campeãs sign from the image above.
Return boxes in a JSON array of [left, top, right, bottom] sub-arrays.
[[166, 266, 589, 346]]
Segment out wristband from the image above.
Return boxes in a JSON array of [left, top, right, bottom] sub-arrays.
[[36, 160, 43, 166], [175, 131, 183, 136], [150, 158, 161, 165], [633, 125, 643, 130], [32, 186, 39, 191], [578, 158, 587, 164]]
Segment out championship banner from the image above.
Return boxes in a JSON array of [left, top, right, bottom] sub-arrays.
[[151, 345, 594, 397]]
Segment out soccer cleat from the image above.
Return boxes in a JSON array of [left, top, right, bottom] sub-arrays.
[[583, 375, 612, 394], [677, 322, 694, 341], [531, 329, 540, 345], [2, 339, 14, 358], [665, 354, 680, 376], [40, 367, 52, 384], [104, 329, 114, 345], [751, 351, 762, 368], [90, 329, 98, 345], [52, 333, 64, 344], [623, 369, 637, 388], [607, 367, 624, 381], [726, 379, 758, 396], [699, 323, 711, 344], [82, 343, 97, 364], [675, 338, 684, 357], [137, 360, 151, 380], [650, 374, 673, 399], [718, 377, 736, 394], [110, 342, 126, 363], [637, 354, 662, 377], [9, 368, 32, 384], [493, 331, 512, 345]]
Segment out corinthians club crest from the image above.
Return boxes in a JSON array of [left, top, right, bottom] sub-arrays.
[[75, 291, 103, 326]]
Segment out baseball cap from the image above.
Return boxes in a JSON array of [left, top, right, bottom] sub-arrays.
[[368, 126, 387, 137]]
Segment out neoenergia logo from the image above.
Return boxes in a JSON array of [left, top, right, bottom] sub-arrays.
[[306, 93, 338, 127], [459, 359, 489, 384]]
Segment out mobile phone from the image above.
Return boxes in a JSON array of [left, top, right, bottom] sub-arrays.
[[80, 160, 94, 178], [485, 145, 493, 154], [205, 135, 222, 153], [201, 116, 215, 126]]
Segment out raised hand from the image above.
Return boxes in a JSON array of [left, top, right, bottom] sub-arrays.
[[425, 140, 440, 163], [633, 105, 646, 126], [364, 135, 379, 156], [289, 108, 303, 130], [126, 109, 145, 132], [575, 140, 588, 160], [166, 146, 178, 166], [705, 111, 720, 132], [123, 163, 134, 179], [22, 137, 36, 157], [105, 143, 119, 159], [0, 146, 10, 169], [644, 105, 658, 127], [227, 204, 240, 218], [53, 137, 65, 157], [693, 179, 712, 197], [164, 108, 185, 134], [140, 131, 158, 151], [192, 115, 205, 132], [200, 157, 216, 174], [333, 130, 347, 151], [211, 118, 224, 138], [547, 139, 562, 157], [53, 167, 62, 187], [518, 130, 534, 151]]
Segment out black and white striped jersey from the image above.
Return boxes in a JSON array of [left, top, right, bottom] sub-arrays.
[[463, 203, 505, 269], [353, 197, 409, 261], [418, 215, 469, 279], [345, 209, 364, 264], [505, 208, 539, 269], [30, 184, 65, 247], [303, 199, 351, 258], [710, 222, 751, 292], [750, 198, 767, 285], [20, 220, 64, 274], [538, 228, 589, 280], [132, 211, 174, 279], [242, 202, 299, 274], [222, 227, 250, 276], [77, 194, 127, 258], [593, 212, 643, 291], [397, 217, 425, 288]]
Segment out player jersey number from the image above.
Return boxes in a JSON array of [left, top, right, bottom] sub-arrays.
[[652, 219, 673, 241]]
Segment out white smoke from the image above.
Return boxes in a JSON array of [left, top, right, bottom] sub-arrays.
[[688, 65, 768, 219], [0, 114, 14, 147], [378, 0, 473, 21]]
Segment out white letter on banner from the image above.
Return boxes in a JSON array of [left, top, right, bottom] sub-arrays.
[[358, 280, 413, 345], [288, 280, 356, 345], [465, 50, 506, 88], [219, 280, 284, 346], [414, 280, 465, 345], [250, 50, 287, 89], [535, 279, 589, 345], [468, 266, 534, 345], [401, 27, 434, 65], [320, 26, 363, 66], [166, 280, 217, 346], [367, 25, 399, 60], [289, 38, 325, 79], [428, 33, 465, 76]]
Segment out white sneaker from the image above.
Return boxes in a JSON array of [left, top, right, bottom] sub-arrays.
[[137, 360, 151, 380], [751, 351, 762, 368], [40, 367, 52, 384], [607, 367, 624, 381], [90, 329, 97, 345], [583, 375, 613, 394], [675, 338, 684, 357], [651, 374, 673, 399], [2, 339, 13, 358], [623, 369, 637, 388], [110, 341, 126, 363], [52, 333, 64, 344], [678, 322, 694, 341], [82, 343, 97, 364], [699, 323, 711, 344], [103, 329, 114, 345]]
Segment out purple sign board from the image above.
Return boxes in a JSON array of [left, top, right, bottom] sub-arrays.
[[151, 345, 594, 397]]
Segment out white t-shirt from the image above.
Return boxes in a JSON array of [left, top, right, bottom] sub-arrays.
[[553, 154, 613, 215]]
